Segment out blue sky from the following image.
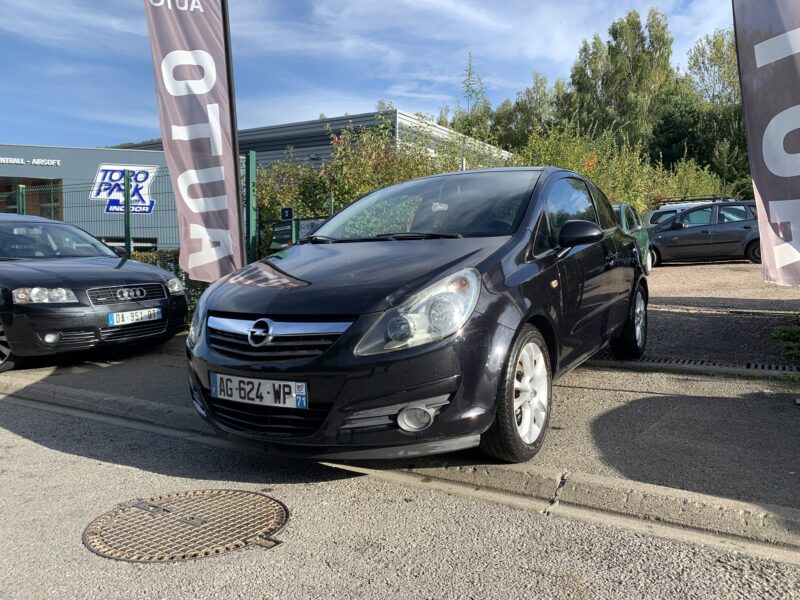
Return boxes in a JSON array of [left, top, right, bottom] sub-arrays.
[[0, 0, 733, 148]]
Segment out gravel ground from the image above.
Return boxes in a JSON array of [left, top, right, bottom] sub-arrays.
[[1, 401, 798, 600]]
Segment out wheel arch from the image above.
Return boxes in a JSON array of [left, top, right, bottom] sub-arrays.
[[526, 313, 559, 377]]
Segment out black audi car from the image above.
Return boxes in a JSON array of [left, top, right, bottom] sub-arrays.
[[0, 215, 188, 371], [187, 167, 648, 463]]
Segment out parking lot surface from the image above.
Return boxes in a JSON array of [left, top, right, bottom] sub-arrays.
[[0, 261, 798, 598], [1, 401, 798, 600]]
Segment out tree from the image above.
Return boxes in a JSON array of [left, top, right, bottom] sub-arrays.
[[493, 72, 558, 149], [450, 52, 494, 143], [687, 29, 740, 105], [563, 9, 675, 147]]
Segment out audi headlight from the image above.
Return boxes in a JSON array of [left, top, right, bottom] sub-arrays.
[[355, 268, 481, 356], [13, 287, 78, 304], [166, 277, 185, 294]]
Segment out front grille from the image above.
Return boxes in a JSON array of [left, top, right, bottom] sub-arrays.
[[57, 329, 100, 350], [207, 327, 342, 361], [88, 283, 166, 306], [205, 393, 333, 438], [101, 320, 167, 341]]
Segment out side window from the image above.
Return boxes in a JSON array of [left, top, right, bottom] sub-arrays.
[[624, 206, 640, 229], [652, 210, 676, 225], [532, 212, 555, 255], [586, 181, 617, 229], [749, 204, 758, 219], [718, 205, 750, 223], [678, 207, 714, 228], [546, 178, 599, 242]]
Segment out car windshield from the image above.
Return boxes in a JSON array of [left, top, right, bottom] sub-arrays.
[[312, 171, 540, 240], [0, 222, 117, 259]]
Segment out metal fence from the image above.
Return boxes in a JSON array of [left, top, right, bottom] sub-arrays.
[[0, 169, 180, 252]]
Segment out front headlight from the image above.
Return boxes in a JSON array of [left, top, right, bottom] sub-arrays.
[[355, 268, 481, 356], [166, 277, 185, 294], [13, 287, 78, 304]]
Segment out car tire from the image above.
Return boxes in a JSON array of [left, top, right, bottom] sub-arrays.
[[0, 323, 17, 373], [480, 325, 552, 464], [746, 240, 761, 264], [643, 248, 653, 274], [610, 284, 647, 360], [650, 248, 660, 268]]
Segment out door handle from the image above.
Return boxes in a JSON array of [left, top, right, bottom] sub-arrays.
[[743, 225, 753, 230], [700, 230, 709, 234]]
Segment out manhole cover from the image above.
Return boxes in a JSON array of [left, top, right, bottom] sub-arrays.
[[83, 489, 288, 562]]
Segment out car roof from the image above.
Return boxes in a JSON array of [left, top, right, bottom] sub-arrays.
[[0, 214, 56, 223]]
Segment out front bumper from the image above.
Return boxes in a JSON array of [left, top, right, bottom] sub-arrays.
[[187, 311, 514, 459], [1, 294, 188, 357]]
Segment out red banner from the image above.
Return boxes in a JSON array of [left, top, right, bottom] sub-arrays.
[[734, 0, 800, 286], [143, 0, 243, 282]]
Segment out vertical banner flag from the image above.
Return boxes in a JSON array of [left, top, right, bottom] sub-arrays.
[[143, 0, 243, 282], [733, 0, 800, 286]]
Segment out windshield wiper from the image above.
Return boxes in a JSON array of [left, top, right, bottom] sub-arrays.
[[372, 232, 463, 240], [298, 234, 339, 244], [0, 256, 24, 261]]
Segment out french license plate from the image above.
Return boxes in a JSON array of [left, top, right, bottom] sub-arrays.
[[210, 373, 308, 409], [107, 308, 162, 327]]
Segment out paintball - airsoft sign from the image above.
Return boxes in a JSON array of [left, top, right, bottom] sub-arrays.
[[734, 0, 800, 286], [143, 0, 243, 282], [91, 164, 159, 214]]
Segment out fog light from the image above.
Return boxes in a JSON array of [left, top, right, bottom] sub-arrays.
[[397, 405, 435, 432], [43, 333, 61, 344]]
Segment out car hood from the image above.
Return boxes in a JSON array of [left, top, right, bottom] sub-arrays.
[[207, 238, 508, 316], [0, 257, 171, 290]]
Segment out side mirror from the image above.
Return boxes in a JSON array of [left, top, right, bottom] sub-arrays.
[[113, 246, 128, 258], [558, 220, 604, 248], [670, 220, 685, 231]]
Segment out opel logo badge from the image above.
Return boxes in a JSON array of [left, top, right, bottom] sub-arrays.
[[248, 318, 274, 347], [116, 287, 147, 301]]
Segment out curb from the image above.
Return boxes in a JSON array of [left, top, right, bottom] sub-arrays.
[[586, 358, 800, 379], [393, 463, 800, 549]]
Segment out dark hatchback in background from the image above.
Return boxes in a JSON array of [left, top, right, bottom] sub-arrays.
[[0, 215, 188, 371], [188, 167, 648, 463], [649, 201, 761, 266]]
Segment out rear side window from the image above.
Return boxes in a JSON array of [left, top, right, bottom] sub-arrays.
[[718, 205, 751, 223], [748, 204, 758, 219], [587, 181, 617, 229], [546, 178, 599, 242]]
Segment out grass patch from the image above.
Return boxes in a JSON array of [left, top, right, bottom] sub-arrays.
[[772, 319, 800, 363]]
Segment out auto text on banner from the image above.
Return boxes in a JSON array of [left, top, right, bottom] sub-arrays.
[[143, 0, 243, 282], [733, 0, 800, 286]]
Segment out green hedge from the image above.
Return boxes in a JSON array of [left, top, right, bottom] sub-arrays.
[[132, 250, 207, 313]]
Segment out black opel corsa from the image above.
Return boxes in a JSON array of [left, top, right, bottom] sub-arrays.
[[188, 167, 648, 463], [0, 215, 188, 371]]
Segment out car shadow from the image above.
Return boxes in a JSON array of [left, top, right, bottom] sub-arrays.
[[0, 391, 355, 488], [649, 295, 800, 313], [589, 389, 800, 533]]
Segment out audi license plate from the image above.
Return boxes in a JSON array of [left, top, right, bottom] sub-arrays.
[[210, 373, 308, 409], [107, 308, 162, 327]]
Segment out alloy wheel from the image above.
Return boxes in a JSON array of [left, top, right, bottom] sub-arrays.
[[634, 290, 646, 347], [513, 341, 549, 444], [0, 323, 11, 365]]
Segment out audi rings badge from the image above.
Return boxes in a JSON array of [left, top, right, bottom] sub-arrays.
[[116, 287, 147, 301]]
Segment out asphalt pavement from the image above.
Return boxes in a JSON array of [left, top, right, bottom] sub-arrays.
[[1, 400, 798, 600]]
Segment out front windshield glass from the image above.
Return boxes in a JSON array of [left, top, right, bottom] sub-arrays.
[[0, 222, 117, 259], [314, 171, 540, 240]]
